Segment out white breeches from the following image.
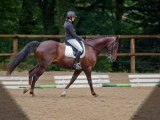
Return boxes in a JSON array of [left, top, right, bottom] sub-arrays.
[[67, 39, 83, 53]]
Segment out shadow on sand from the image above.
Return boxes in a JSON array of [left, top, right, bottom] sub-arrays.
[[131, 87, 160, 120], [0, 83, 29, 120]]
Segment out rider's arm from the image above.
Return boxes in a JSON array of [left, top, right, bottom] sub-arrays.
[[67, 23, 82, 41]]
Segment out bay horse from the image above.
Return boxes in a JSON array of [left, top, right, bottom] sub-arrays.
[[7, 36, 119, 97]]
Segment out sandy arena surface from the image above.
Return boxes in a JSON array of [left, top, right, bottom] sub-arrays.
[[0, 71, 160, 120]]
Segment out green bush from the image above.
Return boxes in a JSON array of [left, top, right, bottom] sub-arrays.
[[94, 56, 112, 72]]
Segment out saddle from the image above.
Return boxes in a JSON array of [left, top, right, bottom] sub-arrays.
[[64, 41, 85, 58]]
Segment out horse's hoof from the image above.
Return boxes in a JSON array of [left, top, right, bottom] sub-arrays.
[[61, 89, 66, 97], [31, 94, 35, 97], [93, 93, 98, 97], [23, 88, 28, 94], [29, 92, 35, 96], [61, 94, 66, 97], [94, 94, 98, 97]]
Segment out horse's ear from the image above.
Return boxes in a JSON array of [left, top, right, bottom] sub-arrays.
[[115, 35, 120, 42]]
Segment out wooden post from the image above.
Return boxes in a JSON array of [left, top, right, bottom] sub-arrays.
[[13, 37, 18, 56], [130, 38, 135, 73]]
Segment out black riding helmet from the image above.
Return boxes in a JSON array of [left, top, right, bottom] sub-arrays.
[[67, 11, 77, 18]]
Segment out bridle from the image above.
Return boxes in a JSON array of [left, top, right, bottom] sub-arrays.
[[106, 40, 119, 62], [84, 37, 118, 62]]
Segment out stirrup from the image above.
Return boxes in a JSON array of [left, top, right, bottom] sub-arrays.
[[74, 63, 82, 70]]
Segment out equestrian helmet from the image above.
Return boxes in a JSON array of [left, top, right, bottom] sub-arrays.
[[67, 11, 77, 18]]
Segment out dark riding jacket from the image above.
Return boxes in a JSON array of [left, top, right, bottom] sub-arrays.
[[64, 20, 82, 43]]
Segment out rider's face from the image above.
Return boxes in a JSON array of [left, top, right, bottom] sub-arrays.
[[71, 17, 76, 21]]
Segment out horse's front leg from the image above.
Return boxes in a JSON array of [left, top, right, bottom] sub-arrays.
[[84, 67, 98, 97], [61, 70, 82, 97]]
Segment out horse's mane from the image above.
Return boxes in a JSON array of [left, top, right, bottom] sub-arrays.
[[85, 35, 117, 42], [85, 35, 108, 41]]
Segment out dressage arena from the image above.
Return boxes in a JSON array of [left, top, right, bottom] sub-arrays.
[[0, 71, 160, 120]]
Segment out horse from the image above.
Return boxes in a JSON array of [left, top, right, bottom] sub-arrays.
[[7, 36, 119, 97]]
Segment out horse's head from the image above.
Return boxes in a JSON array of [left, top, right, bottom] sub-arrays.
[[106, 36, 119, 62], [85, 36, 119, 62]]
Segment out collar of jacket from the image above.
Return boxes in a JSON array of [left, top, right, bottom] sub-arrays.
[[66, 19, 73, 23]]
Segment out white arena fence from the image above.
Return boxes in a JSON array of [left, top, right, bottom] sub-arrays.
[[129, 74, 160, 87], [54, 75, 110, 88], [0, 76, 28, 89], [1, 74, 159, 89]]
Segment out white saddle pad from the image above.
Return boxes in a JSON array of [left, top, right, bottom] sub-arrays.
[[65, 41, 85, 58]]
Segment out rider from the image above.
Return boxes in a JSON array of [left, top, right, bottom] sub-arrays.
[[64, 11, 83, 70]]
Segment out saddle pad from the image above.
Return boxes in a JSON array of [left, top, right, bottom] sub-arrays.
[[65, 41, 85, 58]]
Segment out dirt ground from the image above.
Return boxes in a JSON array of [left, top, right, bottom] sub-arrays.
[[0, 71, 160, 120]]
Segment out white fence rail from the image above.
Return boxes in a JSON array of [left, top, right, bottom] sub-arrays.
[[129, 74, 160, 87], [54, 75, 110, 88], [0, 76, 28, 89]]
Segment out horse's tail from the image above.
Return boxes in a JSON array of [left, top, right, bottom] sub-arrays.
[[7, 41, 40, 75]]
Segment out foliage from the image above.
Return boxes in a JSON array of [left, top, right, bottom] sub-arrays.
[[19, 0, 43, 34], [0, 0, 159, 72], [0, 0, 21, 34], [94, 56, 112, 72]]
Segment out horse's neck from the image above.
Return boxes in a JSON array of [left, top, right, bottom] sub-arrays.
[[89, 37, 109, 54]]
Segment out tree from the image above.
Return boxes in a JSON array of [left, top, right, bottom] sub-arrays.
[[55, 0, 75, 34], [19, 0, 43, 34], [38, 0, 58, 34], [0, 0, 21, 34], [0, 0, 22, 63], [120, 0, 160, 72]]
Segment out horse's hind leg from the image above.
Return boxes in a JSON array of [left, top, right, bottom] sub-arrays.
[[23, 65, 39, 94], [29, 65, 45, 96], [29, 65, 39, 85], [61, 70, 82, 97]]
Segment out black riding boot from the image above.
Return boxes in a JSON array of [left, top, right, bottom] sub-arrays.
[[74, 51, 82, 70]]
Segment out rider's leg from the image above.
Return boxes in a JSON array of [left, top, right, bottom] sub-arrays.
[[67, 39, 83, 69], [74, 51, 82, 69]]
